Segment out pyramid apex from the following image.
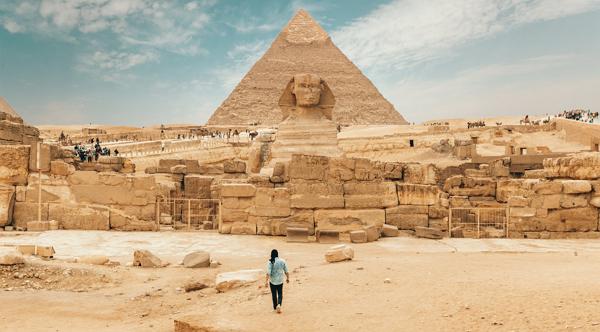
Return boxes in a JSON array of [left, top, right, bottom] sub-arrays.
[[0, 97, 21, 119], [281, 9, 329, 44]]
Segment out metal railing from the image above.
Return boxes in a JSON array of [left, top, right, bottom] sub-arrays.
[[156, 197, 221, 231], [449, 207, 509, 238]]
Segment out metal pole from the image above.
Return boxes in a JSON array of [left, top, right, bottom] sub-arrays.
[[155, 197, 160, 231], [476, 209, 480, 239], [37, 142, 42, 222], [218, 199, 222, 232], [448, 207, 452, 238], [187, 200, 191, 231]]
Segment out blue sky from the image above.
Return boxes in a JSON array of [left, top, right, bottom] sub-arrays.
[[1, 0, 599, 126]]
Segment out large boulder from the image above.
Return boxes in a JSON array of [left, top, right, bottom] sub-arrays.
[[132, 249, 165, 268], [182, 251, 210, 268], [215, 269, 263, 292], [324, 244, 354, 263]]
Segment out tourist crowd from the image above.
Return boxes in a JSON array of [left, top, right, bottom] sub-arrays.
[[555, 109, 598, 123], [73, 138, 118, 162]]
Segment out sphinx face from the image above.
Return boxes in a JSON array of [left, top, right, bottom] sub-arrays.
[[292, 74, 322, 107]]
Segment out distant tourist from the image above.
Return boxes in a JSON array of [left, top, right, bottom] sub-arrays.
[[114, 148, 119, 156], [265, 249, 289, 314]]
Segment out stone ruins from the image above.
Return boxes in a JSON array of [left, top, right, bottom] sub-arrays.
[[1, 9, 600, 241]]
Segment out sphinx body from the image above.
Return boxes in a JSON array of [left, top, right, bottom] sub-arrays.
[[269, 73, 343, 162]]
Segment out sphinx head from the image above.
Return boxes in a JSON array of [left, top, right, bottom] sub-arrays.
[[292, 73, 322, 107]]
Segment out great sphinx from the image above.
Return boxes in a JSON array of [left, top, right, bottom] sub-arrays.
[[269, 73, 343, 162]]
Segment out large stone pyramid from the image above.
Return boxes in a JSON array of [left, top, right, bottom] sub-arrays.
[[207, 10, 407, 126]]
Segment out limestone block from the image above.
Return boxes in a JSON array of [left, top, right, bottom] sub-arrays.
[[443, 176, 496, 197], [354, 158, 383, 181], [449, 196, 471, 207], [510, 207, 536, 218], [561, 180, 592, 194], [530, 194, 561, 209], [382, 224, 399, 237], [28, 143, 52, 172], [0, 254, 25, 265], [324, 244, 354, 263], [524, 169, 546, 179], [428, 218, 449, 231], [157, 159, 184, 173], [382, 162, 403, 180], [415, 226, 443, 239], [26, 220, 52, 231], [0, 185, 15, 227], [184, 175, 213, 199], [49, 204, 110, 230], [0, 145, 29, 185], [68, 171, 100, 185], [544, 207, 598, 232], [247, 175, 274, 188], [221, 208, 248, 222], [221, 183, 256, 197], [496, 179, 535, 203], [49, 160, 75, 177], [221, 197, 253, 209], [510, 217, 545, 232], [508, 196, 529, 207], [215, 269, 262, 292], [328, 157, 355, 181], [543, 153, 600, 179], [272, 162, 286, 177], [132, 175, 156, 191], [223, 159, 246, 173], [145, 166, 157, 174], [13, 202, 48, 228], [171, 165, 187, 174], [289, 154, 329, 181], [314, 209, 385, 233], [404, 163, 438, 185], [428, 206, 448, 219], [364, 225, 380, 242], [343, 181, 398, 208], [385, 207, 428, 230], [251, 187, 291, 217], [286, 227, 309, 243], [590, 196, 600, 208], [560, 194, 589, 208], [266, 210, 315, 236], [289, 180, 344, 209], [350, 230, 367, 243], [15, 186, 26, 202], [98, 173, 126, 186], [397, 184, 439, 206], [316, 229, 340, 243], [230, 222, 257, 235], [132, 249, 164, 268], [25, 183, 72, 203], [182, 251, 210, 268]]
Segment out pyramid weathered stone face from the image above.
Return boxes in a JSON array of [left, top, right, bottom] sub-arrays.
[[207, 10, 407, 126]]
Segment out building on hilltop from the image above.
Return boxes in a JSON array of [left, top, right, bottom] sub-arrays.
[[207, 9, 408, 127]]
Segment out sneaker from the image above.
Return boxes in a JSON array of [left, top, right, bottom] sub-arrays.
[[276, 305, 282, 313]]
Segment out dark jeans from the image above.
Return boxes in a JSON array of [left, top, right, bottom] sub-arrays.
[[269, 282, 283, 309]]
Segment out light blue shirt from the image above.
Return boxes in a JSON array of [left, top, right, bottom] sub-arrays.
[[266, 257, 288, 285]]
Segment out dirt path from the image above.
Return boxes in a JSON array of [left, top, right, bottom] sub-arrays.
[[2, 232, 600, 331]]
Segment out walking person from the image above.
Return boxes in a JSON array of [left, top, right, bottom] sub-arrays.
[[265, 249, 289, 314]]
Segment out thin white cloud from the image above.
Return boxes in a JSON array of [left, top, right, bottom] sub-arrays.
[[386, 54, 600, 122], [76, 50, 158, 82], [2, 19, 23, 33], [216, 40, 270, 90], [333, 0, 600, 71]]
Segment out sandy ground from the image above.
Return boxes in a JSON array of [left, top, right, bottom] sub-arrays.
[[2, 231, 600, 332]]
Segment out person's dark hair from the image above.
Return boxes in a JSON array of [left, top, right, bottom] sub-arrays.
[[269, 249, 278, 264]]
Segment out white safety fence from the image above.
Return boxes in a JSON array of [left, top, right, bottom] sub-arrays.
[[449, 207, 509, 238]]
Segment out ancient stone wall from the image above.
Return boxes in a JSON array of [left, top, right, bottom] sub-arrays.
[[213, 152, 600, 239]]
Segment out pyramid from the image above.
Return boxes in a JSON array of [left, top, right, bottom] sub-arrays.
[[0, 97, 22, 120], [207, 10, 408, 126]]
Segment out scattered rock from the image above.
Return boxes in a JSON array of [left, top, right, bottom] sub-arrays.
[[350, 230, 367, 243], [325, 244, 354, 263], [182, 251, 210, 268], [132, 250, 166, 268], [381, 224, 399, 237], [184, 281, 209, 292], [384, 278, 391, 284], [215, 269, 263, 292], [415, 226, 444, 240], [77, 256, 109, 265]]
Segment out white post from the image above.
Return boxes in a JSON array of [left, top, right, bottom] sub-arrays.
[[37, 141, 42, 222]]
